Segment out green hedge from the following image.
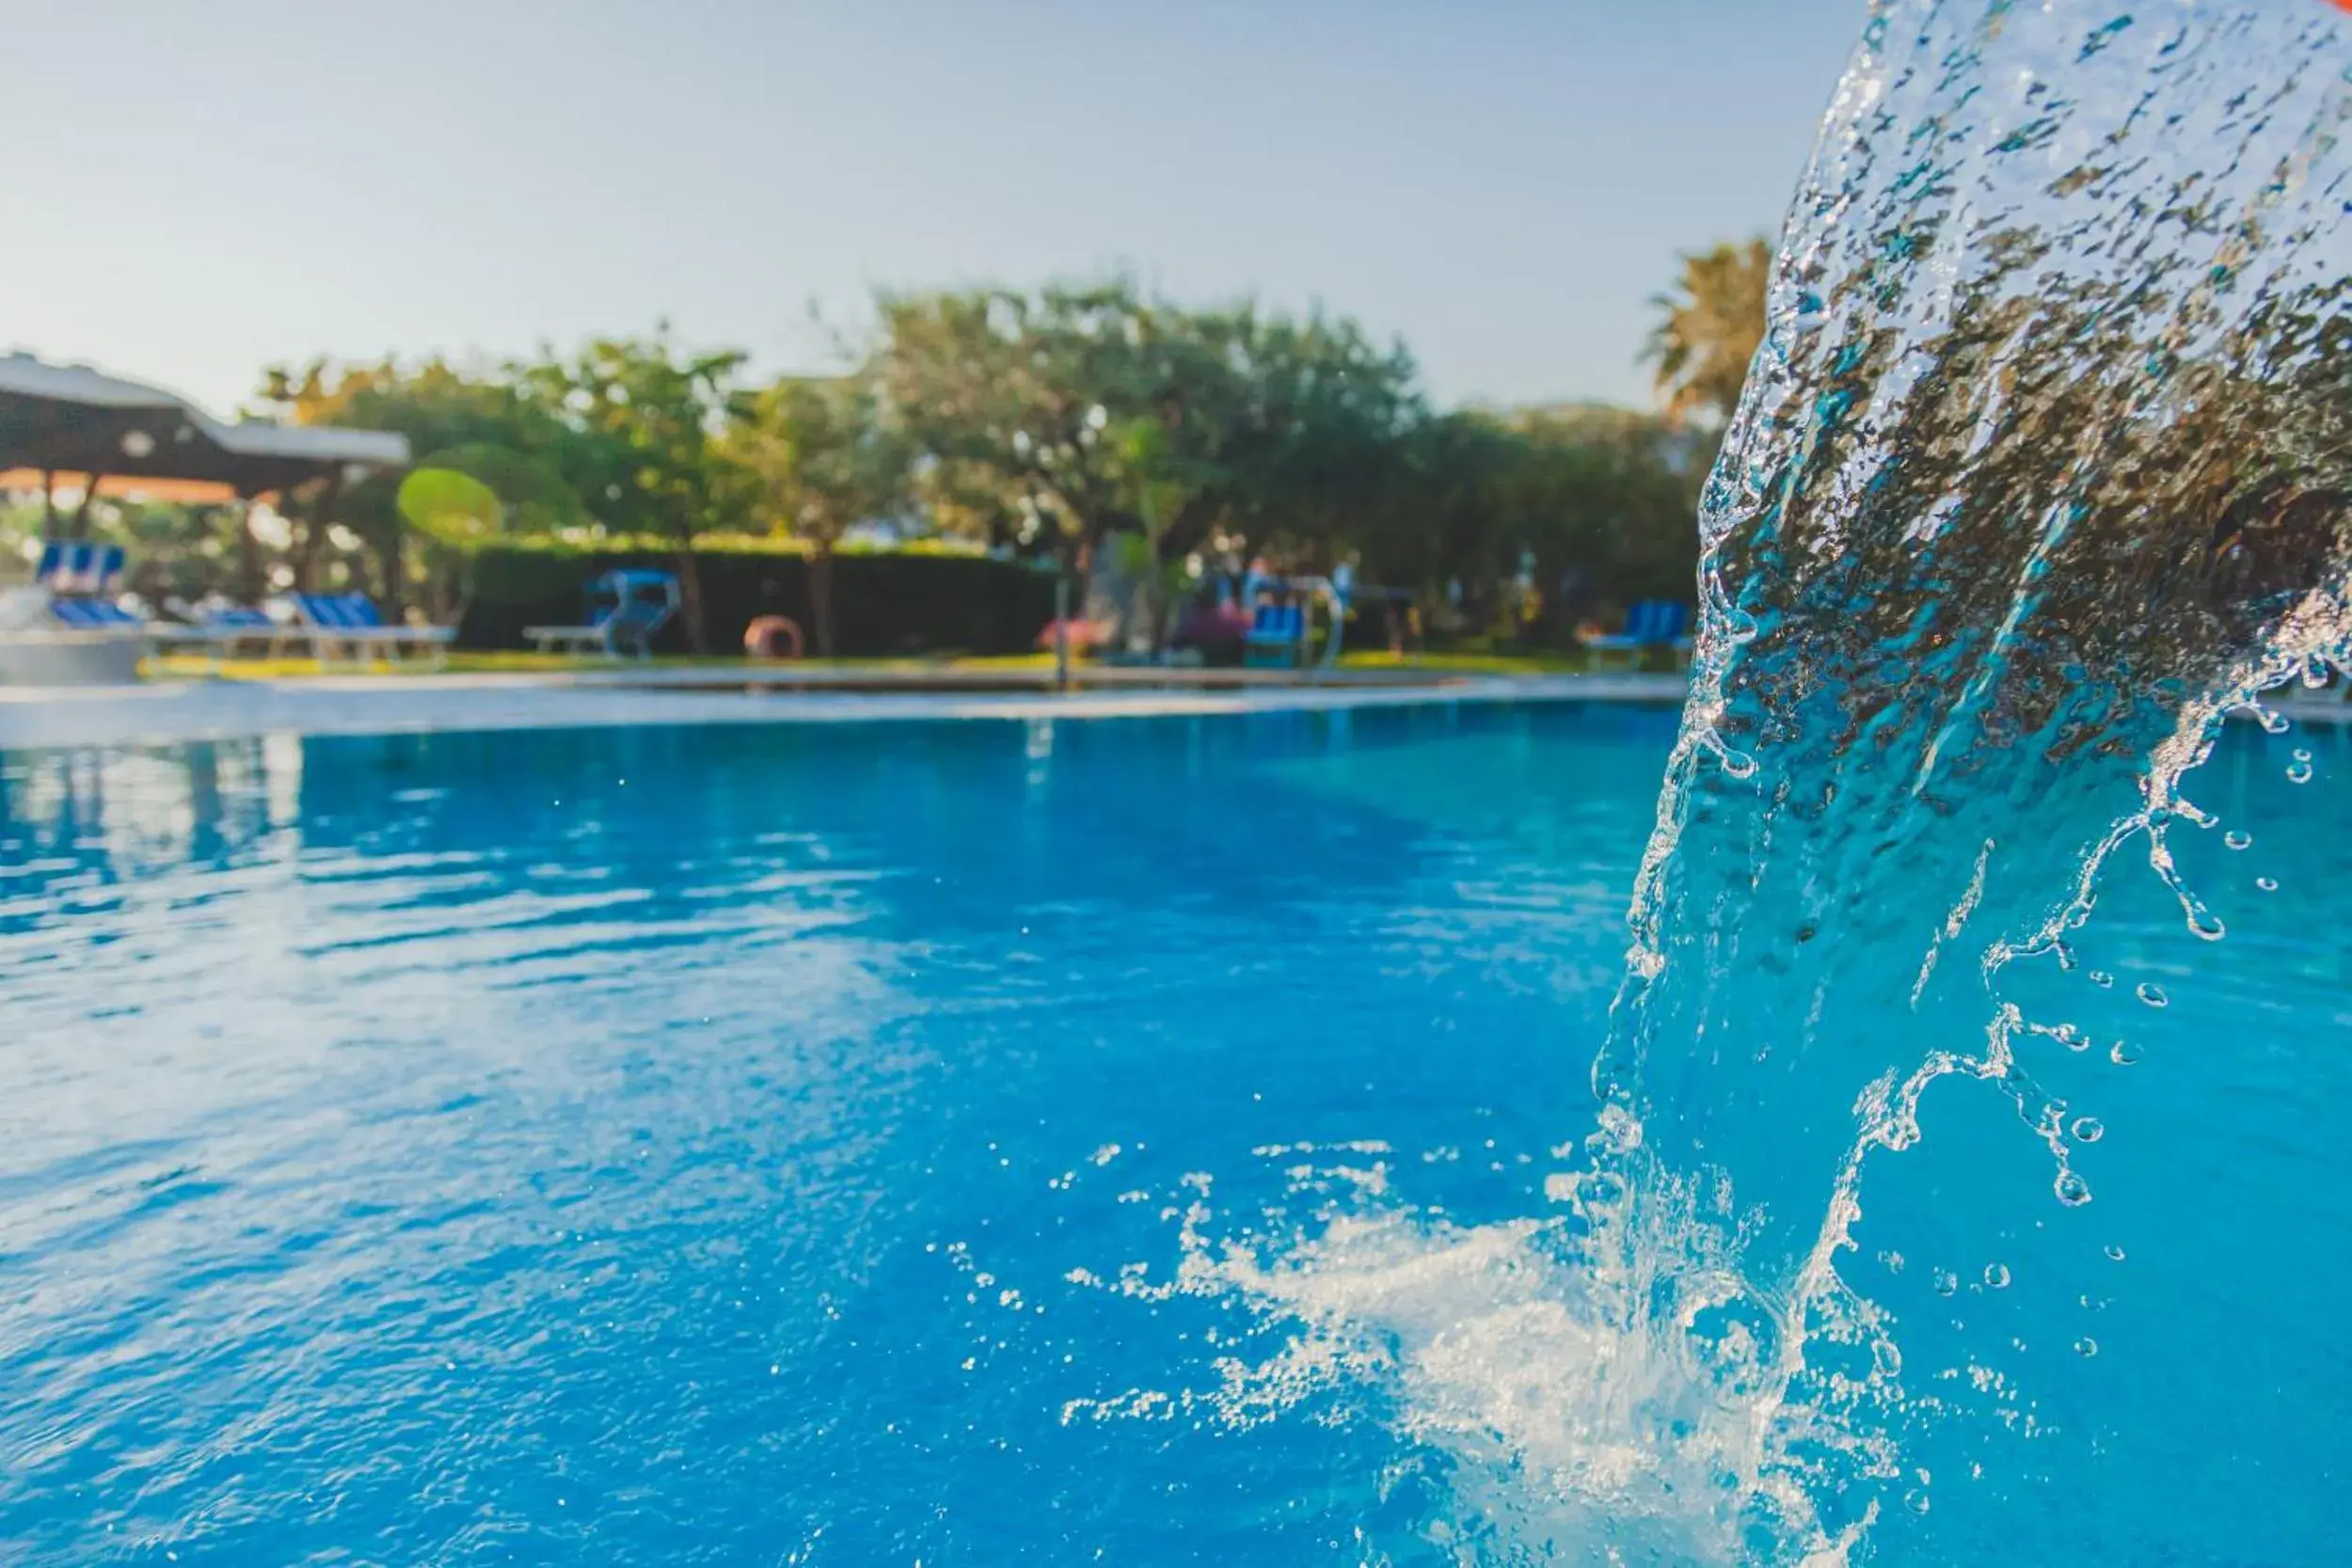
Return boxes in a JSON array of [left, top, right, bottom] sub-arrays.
[[458, 542, 1058, 657]]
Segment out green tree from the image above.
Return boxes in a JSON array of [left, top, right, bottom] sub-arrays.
[[1492, 404, 1701, 645], [1192, 306, 1420, 578], [727, 375, 912, 657], [874, 280, 1159, 580], [1350, 410, 1520, 631], [1644, 237, 1772, 424], [877, 283, 1421, 648], [513, 332, 749, 651], [258, 357, 579, 611]]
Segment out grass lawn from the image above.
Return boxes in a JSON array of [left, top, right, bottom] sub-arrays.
[[1339, 648, 1597, 675], [142, 647, 1658, 682], [143, 650, 1046, 681]]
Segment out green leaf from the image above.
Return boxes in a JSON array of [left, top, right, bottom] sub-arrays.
[[397, 467, 504, 547]]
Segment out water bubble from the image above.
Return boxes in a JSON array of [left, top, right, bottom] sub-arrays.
[[2075, 1337, 2099, 1357], [2260, 707, 2293, 736], [2256, 876, 2279, 893], [2224, 830, 2252, 850], [2071, 1117, 2105, 1144], [2088, 970, 2114, 989], [2103, 1243, 2127, 1262], [1903, 1488, 1932, 1515], [1932, 1268, 1959, 1297], [2286, 750, 2313, 784], [2134, 982, 2168, 1008], [1984, 1263, 2011, 1289], [2055, 1170, 2092, 1206], [2109, 1039, 2137, 1066]]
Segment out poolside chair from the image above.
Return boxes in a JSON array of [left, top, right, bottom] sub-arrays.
[[290, 592, 455, 668], [36, 540, 126, 596], [37, 543, 160, 637], [151, 602, 287, 664], [523, 569, 681, 660], [47, 596, 145, 631], [1584, 600, 1693, 670], [1243, 599, 1310, 669]]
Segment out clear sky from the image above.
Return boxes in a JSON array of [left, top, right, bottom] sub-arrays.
[[5, 0, 1864, 420]]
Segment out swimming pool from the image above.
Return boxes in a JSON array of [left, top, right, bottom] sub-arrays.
[[0, 703, 2343, 1563]]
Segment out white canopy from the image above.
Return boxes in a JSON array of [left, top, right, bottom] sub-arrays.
[[204, 419, 409, 467], [0, 353, 188, 410], [0, 352, 410, 488]]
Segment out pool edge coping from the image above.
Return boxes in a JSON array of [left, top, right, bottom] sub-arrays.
[[0, 671, 1694, 750]]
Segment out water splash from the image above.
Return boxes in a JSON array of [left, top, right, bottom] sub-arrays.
[[1590, 0, 2352, 1548], [1071, 3, 2352, 1559]]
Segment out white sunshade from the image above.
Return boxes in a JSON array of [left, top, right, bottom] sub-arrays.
[[0, 352, 188, 410], [202, 419, 409, 467], [0, 351, 411, 470]]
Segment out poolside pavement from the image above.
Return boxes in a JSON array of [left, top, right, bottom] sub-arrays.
[[0, 668, 1693, 749]]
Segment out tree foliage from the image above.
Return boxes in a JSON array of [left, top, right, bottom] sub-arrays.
[[726, 375, 912, 656], [200, 257, 1735, 656]]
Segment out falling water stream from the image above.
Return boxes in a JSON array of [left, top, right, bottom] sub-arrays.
[[1126, 3, 2352, 1561], [1600, 0, 2352, 1544]]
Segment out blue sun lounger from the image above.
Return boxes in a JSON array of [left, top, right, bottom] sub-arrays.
[[1584, 599, 1693, 669], [36, 540, 126, 596], [37, 543, 154, 637], [291, 592, 455, 667], [523, 569, 681, 660], [48, 596, 144, 631], [1243, 600, 1309, 669], [151, 604, 286, 665]]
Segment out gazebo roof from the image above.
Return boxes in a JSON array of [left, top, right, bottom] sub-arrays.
[[0, 353, 409, 499]]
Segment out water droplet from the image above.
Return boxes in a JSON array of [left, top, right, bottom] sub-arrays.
[[2256, 876, 2279, 892], [1984, 1263, 2011, 1289], [1931, 1268, 1958, 1297], [2055, 1170, 2092, 1206], [2103, 1243, 2127, 1262], [2071, 1117, 2105, 1143], [2224, 830, 2252, 850], [2088, 970, 2114, 989], [2074, 1337, 2099, 1357], [2134, 982, 2168, 1008]]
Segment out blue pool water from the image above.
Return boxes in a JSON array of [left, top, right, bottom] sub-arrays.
[[1, 703, 2344, 1563]]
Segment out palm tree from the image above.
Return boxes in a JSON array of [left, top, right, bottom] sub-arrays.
[[1643, 237, 1772, 424]]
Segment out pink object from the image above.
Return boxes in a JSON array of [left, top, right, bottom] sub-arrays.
[[1034, 617, 1112, 653]]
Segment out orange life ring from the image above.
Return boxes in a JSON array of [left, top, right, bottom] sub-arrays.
[[743, 615, 804, 660]]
